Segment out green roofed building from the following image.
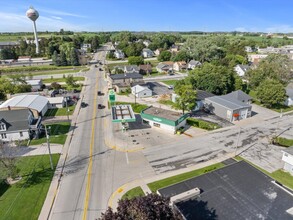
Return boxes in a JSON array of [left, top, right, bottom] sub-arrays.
[[141, 106, 188, 134]]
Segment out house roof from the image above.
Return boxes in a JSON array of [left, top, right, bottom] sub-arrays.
[[175, 61, 186, 66], [142, 106, 186, 122], [223, 90, 252, 102], [156, 63, 171, 70], [109, 73, 143, 80], [139, 64, 152, 71], [131, 85, 151, 93], [0, 109, 30, 132], [236, 64, 250, 72], [124, 65, 139, 72], [142, 48, 153, 53], [188, 60, 201, 66], [0, 95, 48, 113], [196, 90, 215, 101], [286, 88, 293, 98], [47, 97, 65, 104], [26, 80, 42, 86], [282, 146, 293, 155], [205, 95, 251, 110]]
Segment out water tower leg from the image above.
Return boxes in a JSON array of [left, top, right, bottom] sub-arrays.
[[33, 21, 39, 54]]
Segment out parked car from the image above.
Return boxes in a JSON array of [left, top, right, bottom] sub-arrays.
[[98, 104, 103, 109], [97, 91, 102, 96], [81, 102, 87, 108]]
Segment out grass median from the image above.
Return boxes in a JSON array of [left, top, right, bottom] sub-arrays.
[[30, 122, 71, 145], [0, 154, 60, 220], [122, 187, 145, 200]]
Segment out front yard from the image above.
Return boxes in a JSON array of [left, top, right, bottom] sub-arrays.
[[45, 105, 76, 117], [0, 154, 60, 220], [30, 122, 71, 145]]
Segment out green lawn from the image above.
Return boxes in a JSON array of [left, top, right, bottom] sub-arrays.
[[147, 162, 225, 192], [30, 122, 71, 145], [161, 80, 179, 85], [45, 105, 76, 117], [0, 154, 60, 220], [273, 137, 293, 147], [235, 156, 293, 189], [158, 100, 174, 106], [121, 186, 145, 200], [42, 77, 85, 84], [115, 102, 148, 113], [187, 118, 221, 130]]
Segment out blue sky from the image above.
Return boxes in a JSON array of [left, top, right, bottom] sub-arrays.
[[1, 0, 293, 33]]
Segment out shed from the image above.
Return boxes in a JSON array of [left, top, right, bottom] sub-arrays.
[[47, 97, 66, 109], [131, 85, 152, 98]]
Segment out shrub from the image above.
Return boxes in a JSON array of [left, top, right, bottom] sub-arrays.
[[187, 118, 220, 130]]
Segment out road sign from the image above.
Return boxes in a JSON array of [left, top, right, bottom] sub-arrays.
[[109, 89, 116, 102]]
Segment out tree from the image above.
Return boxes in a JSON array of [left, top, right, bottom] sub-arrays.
[[70, 48, 80, 66], [188, 63, 235, 95], [51, 82, 62, 90], [247, 54, 293, 88], [256, 79, 287, 107], [52, 50, 60, 66], [65, 74, 76, 87], [59, 51, 68, 66], [158, 50, 172, 62], [128, 56, 144, 65], [173, 80, 197, 114], [106, 51, 115, 59], [100, 193, 181, 220], [171, 50, 191, 62]]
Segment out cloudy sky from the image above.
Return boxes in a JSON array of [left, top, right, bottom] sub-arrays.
[[1, 0, 293, 33]]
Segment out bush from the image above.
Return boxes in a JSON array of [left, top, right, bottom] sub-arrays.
[[187, 118, 220, 130]]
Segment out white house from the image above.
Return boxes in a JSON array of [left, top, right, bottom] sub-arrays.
[[81, 43, 91, 52], [173, 61, 187, 72], [285, 85, 293, 106], [245, 46, 253, 53], [234, 64, 250, 77], [131, 85, 152, 98], [114, 50, 125, 59], [143, 40, 151, 47], [142, 48, 154, 58], [154, 48, 162, 56], [47, 97, 66, 109], [0, 109, 42, 141], [26, 79, 43, 91], [281, 146, 293, 175], [156, 62, 174, 73], [188, 60, 201, 70]]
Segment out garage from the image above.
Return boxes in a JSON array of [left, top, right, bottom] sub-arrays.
[[141, 106, 189, 134]]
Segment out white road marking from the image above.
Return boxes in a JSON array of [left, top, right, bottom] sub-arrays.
[[125, 152, 129, 164]]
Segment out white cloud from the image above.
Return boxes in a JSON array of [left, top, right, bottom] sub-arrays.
[[51, 16, 62, 20], [40, 8, 87, 18]]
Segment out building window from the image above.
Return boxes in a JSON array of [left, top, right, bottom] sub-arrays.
[[153, 122, 161, 128], [20, 132, 23, 137], [1, 133, 7, 139], [0, 124, 5, 130]]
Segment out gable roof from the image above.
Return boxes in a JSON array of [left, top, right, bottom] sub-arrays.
[[286, 88, 293, 98], [142, 48, 153, 53], [139, 64, 152, 71], [0, 109, 30, 132], [223, 90, 252, 102], [188, 60, 201, 66], [236, 64, 250, 72], [282, 146, 293, 155], [132, 85, 151, 93], [124, 65, 139, 72], [196, 90, 215, 101], [205, 95, 251, 110]]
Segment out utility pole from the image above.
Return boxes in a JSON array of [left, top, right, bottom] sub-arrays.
[[66, 97, 69, 121], [45, 124, 54, 170], [134, 86, 137, 104]]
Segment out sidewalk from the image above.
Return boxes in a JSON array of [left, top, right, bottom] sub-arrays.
[[16, 144, 63, 157], [38, 75, 88, 220], [108, 151, 238, 210]]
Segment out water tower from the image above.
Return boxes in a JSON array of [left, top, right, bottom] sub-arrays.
[[26, 6, 40, 54]]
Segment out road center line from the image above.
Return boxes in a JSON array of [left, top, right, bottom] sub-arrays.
[[82, 77, 98, 220], [125, 152, 129, 164]]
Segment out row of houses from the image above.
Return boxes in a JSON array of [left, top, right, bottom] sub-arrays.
[[156, 60, 201, 73], [0, 94, 67, 142]]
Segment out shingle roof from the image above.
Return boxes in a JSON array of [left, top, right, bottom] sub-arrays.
[[223, 90, 252, 102], [0, 95, 48, 113], [189, 60, 201, 66], [109, 73, 143, 80], [132, 85, 151, 93], [196, 90, 215, 101], [124, 65, 139, 72], [237, 64, 250, 72], [205, 95, 251, 110], [0, 109, 30, 132], [286, 88, 293, 97]]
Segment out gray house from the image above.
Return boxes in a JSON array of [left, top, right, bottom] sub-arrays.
[[205, 95, 252, 122], [224, 90, 252, 104], [0, 109, 42, 142]]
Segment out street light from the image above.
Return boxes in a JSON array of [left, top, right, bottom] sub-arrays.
[[44, 124, 54, 170]]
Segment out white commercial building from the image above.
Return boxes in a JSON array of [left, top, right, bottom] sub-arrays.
[[131, 85, 152, 98], [0, 94, 49, 117], [141, 106, 188, 134], [281, 147, 293, 175]]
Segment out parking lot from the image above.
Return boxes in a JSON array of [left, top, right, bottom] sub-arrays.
[[145, 82, 173, 95]]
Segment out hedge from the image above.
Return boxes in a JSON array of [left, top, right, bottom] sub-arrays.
[[187, 118, 221, 130]]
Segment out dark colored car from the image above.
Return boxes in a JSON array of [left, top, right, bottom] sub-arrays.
[[97, 91, 102, 96], [81, 102, 87, 108], [98, 104, 103, 109], [99, 68, 103, 71]]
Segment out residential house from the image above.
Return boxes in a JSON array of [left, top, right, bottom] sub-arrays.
[[114, 50, 125, 59], [188, 60, 201, 70], [107, 73, 144, 93], [234, 64, 251, 77], [156, 62, 174, 73], [245, 46, 253, 53], [81, 43, 91, 52], [0, 41, 20, 51], [131, 85, 152, 98], [204, 94, 252, 122], [139, 64, 152, 75], [224, 90, 252, 104], [154, 48, 163, 56], [248, 54, 268, 64], [0, 109, 42, 141], [124, 65, 140, 74], [285, 83, 293, 106], [173, 61, 187, 72], [142, 48, 154, 58], [26, 79, 43, 91], [170, 45, 180, 53], [281, 146, 293, 175], [143, 40, 151, 47]]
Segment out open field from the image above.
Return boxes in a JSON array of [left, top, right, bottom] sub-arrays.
[[0, 154, 60, 220]]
